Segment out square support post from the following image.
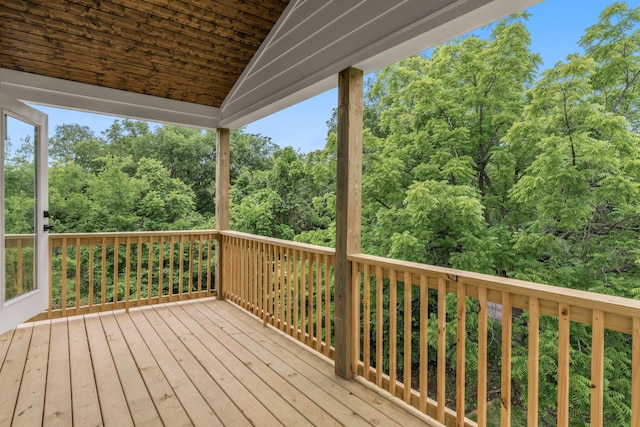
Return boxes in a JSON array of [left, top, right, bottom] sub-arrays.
[[215, 128, 230, 300], [335, 67, 363, 379]]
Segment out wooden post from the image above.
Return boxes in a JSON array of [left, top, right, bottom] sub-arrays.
[[215, 128, 230, 300], [334, 67, 363, 379]]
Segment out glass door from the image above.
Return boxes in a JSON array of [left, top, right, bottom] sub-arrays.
[[0, 92, 49, 335]]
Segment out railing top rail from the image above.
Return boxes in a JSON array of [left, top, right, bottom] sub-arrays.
[[49, 230, 219, 240], [350, 252, 640, 319], [220, 230, 336, 256]]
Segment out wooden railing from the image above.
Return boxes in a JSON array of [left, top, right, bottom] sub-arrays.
[[33, 230, 217, 320], [350, 253, 640, 427], [15, 229, 639, 425], [5, 234, 36, 300], [219, 231, 640, 427], [221, 231, 336, 359]]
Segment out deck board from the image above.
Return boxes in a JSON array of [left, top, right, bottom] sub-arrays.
[[0, 325, 33, 426], [13, 322, 49, 427], [0, 298, 436, 426], [68, 316, 102, 427], [98, 313, 159, 427], [84, 315, 134, 427], [43, 320, 72, 426]]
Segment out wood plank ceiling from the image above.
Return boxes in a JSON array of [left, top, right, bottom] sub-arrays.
[[0, 0, 290, 108]]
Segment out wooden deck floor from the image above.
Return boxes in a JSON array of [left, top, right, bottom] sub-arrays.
[[0, 299, 436, 426]]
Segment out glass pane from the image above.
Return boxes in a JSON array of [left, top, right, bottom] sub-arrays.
[[4, 114, 37, 301]]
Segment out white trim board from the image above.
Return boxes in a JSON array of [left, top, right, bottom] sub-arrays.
[[0, 69, 220, 130]]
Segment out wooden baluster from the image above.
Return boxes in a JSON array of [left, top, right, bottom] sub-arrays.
[[101, 237, 106, 311], [590, 309, 604, 427], [363, 263, 371, 379], [293, 249, 299, 337], [308, 252, 314, 344], [632, 317, 640, 427], [262, 242, 268, 326], [389, 268, 397, 396], [75, 238, 81, 310], [88, 242, 94, 312], [168, 236, 174, 301], [179, 235, 185, 299], [501, 292, 512, 427], [245, 240, 255, 312], [478, 286, 488, 426], [17, 239, 23, 296], [404, 271, 412, 404], [113, 237, 119, 309], [229, 237, 234, 301], [558, 303, 570, 427], [158, 236, 164, 299], [376, 265, 383, 388], [300, 253, 306, 340], [61, 238, 67, 317], [272, 243, 278, 326], [286, 248, 293, 333], [126, 237, 131, 312], [136, 236, 142, 305], [324, 256, 331, 356], [419, 274, 429, 413], [437, 277, 446, 423], [528, 297, 540, 427], [267, 244, 272, 324], [148, 238, 154, 303], [188, 235, 194, 299], [456, 282, 466, 426], [236, 237, 242, 304], [207, 235, 213, 294], [48, 237, 53, 318], [280, 246, 287, 331], [198, 234, 204, 296], [240, 237, 245, 307], [315, 253, 322, 352], [254, 241, 259, 315]]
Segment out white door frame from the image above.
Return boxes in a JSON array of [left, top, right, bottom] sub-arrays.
[[0, 91, 49, 335]]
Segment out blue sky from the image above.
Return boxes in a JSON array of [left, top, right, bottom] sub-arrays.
[[34, 0, 622, 153]]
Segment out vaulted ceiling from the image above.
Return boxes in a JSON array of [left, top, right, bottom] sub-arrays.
[[0, 0, 541, 129]]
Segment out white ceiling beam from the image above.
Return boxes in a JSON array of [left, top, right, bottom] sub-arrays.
[[0, 68, 220, 130]]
